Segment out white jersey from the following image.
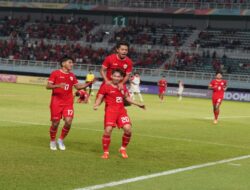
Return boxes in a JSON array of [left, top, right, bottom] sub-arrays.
[[130, 76, 141, 93], [178, 82, 184, 95]]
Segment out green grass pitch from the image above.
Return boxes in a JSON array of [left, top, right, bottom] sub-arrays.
[[0, 82, 250, 190]]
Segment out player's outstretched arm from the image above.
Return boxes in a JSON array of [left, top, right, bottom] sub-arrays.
[[74, 82, 92, 90], [125, 96, 146, 110], [93, 94, 104, 110], [46, 82, 65, 90]]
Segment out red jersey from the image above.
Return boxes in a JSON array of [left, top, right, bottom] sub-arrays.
[[98, 83, 129, 112], [102, 54, 133, 80], [210, 79, 227, 98], [158, 79, 167, 88], [48, 70, 78, 106]]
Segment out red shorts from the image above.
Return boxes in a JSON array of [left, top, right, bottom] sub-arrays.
[[104, 109, 131, 128], [159, 87, 166, 95], [212, 96, 223, 106], [50, 104, 74, 121]]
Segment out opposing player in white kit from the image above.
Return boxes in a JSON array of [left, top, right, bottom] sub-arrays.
[[129, 72, 143, 102], [177, 80, 184, 101]]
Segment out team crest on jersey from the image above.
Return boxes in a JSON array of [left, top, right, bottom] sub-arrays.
[[123, 64, 128, 69], [70, 76, 73, 81], [221, 82, 224, 85]]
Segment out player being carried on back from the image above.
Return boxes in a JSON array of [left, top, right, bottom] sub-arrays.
[[100, 41, 133, 90], [94, 69, 145, 159], [209, 71, 227, 124]]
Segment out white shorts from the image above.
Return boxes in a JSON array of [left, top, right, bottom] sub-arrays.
[[130, 85, 141, 93], [177, 87, 184, 95]]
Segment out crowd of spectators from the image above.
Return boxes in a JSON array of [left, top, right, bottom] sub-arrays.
[[0, 16, 97, 41], [192, 29, 250, 50], [166, 50, 202, 71], [110, 21, 193, 47], [163, 49, 250, 74], [0, 39, 170, 68], [130, 48, 171, 68], [0, 39, 107, 64]]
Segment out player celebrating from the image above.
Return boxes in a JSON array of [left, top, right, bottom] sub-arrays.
[[209, 71, 227, 124], [75, 89, 90, 104], [129, 72, 143, 102], [100, 41, 133, 89], [158, 76, 167, 102], [177, 80, 184, 101], [46, 56, 91, 151], [94, 69, 145, 159]]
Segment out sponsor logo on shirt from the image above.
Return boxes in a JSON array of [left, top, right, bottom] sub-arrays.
[[59, 76, 65, 79]]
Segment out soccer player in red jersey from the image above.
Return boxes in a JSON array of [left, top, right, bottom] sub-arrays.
[[75, 89, 90, 104], [46, 56, 91, 151], [209, 72, 227, 124], [158, 76, 168, 102], [94, 69, 145, 159], [100, 41, 133, 89]]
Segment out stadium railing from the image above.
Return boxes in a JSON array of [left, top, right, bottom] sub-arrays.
[[0, 58, 249, 84]]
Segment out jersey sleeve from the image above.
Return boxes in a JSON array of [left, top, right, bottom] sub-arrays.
[[48, 71, 57, 84], [73, 74, 78, 85], [102, 56, 110, 68], [126, 61, 133, 74], [98, 84, 107, 96], [209, 80, 214, 87]]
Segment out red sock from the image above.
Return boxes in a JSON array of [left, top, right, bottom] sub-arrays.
[[122, 133, 132, 149], [49, 126, 58, 141], [59, 126, 70, 140], [102, 135, 111, 152], [214, 110, 220, 120]]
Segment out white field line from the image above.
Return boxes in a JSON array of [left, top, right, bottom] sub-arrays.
[[74, 154, 250, 190], [0, 120, 249, 150], [228, 163, 241, 167], [203, 116, 250, 120]]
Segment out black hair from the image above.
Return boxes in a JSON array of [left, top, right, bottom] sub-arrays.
[[116, 41, 129, 49], [60, 56, 74, 67], [216, 71, 223, 75], [112, 68, 125, 77]]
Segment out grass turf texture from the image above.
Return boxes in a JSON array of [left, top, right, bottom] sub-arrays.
[[0, 82, 250, 190]]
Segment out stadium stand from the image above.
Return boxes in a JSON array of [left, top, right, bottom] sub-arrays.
[[0, 16, 97, 41], [167, 50, 250, 75], [0, 0, 250, 9], [192, 29, 250, 50], [0, 13, 250, 75], [0, 39, 171, 68], [109, 22, 194, 47]]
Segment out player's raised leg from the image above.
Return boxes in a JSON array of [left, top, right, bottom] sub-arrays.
[[102, 126, 113, 159]]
